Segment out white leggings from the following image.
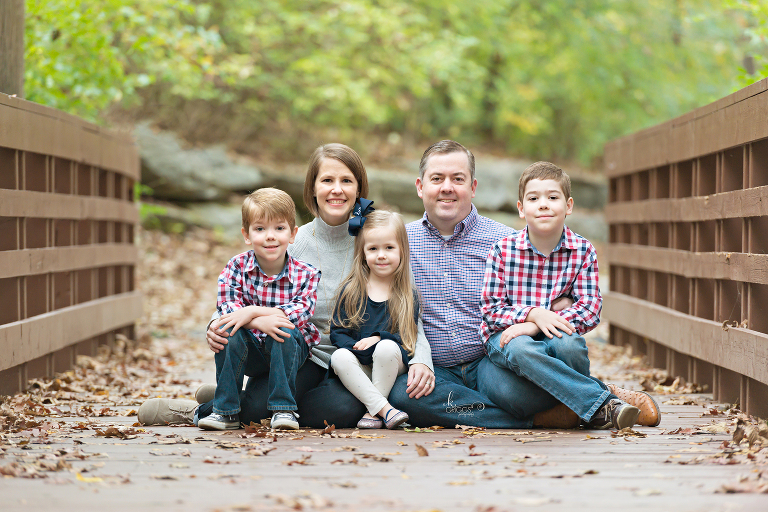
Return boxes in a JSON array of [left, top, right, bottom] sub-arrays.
[[330, 339, 407, 416]]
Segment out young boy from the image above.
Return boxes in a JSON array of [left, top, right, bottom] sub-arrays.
[[480, 162, 641, 430], [198, 188, 320, 431]]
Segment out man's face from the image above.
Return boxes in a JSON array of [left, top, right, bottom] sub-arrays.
[[415, 151, 477, 235]]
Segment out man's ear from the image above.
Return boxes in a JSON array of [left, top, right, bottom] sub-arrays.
[[415, 178, 424, 198]]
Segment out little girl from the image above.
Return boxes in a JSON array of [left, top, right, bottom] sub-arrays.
[[330, 210, 418, 429]]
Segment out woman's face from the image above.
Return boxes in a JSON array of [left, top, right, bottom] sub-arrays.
[[314, 158, 359, 226]]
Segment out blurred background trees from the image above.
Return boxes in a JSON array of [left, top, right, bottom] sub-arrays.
[[22, 0, 768, 166]]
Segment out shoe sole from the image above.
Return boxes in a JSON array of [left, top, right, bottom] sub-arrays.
[[272, 422, 299, 430], [607, 384, 661, 426], [614, 405, 641, 430], [198, 420, 240, 430]]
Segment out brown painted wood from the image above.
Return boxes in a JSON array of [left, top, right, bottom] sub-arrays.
[[0, 94, 138, 178], [605, 78, 768, 176], [0, 189, 140, 223], [606, 244, 768, 284], [604, 292, 768, 385], [0, 290, 142, 370], [0, 244, 138, 279], [605, 184, 768, 222]]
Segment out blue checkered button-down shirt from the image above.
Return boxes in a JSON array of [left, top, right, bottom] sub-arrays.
[[407, 205, 514, 367]]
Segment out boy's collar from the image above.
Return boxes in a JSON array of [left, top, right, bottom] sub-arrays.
[[516, 226, 577, 255], [244, 251, 293, 281]]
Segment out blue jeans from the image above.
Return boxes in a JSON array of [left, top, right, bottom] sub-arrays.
[[212, 327, 309, 415], [484, 329, 611, 422], [389, 357, 533, 429]]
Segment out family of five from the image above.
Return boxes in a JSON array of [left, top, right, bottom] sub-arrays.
[[138, 140, 661, 431]]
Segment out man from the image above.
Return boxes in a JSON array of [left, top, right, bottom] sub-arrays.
[[389, 140, 659, 429]]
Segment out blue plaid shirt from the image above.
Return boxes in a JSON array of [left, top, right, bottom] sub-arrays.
[[407, 205, 514, 366]]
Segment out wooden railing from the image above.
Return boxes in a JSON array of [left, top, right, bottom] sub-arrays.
[[603, 78, 768, 418], [0, 93, 141, 395]]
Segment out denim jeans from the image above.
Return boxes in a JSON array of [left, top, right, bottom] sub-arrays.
[[197, 358, 367, 428], [212, 326, 309, 415], [484, 329, 611, 422], [389, 357, 533, 429]]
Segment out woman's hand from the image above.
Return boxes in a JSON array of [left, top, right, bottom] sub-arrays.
[[353, 335, 381, 350]]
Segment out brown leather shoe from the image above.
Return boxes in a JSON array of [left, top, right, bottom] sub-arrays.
[[607, 384, 661, 426], [533, 402, 580, 429]]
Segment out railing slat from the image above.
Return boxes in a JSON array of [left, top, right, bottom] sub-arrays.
[[0, 244, 138, 278], [0, 189, 139, 222], [0, 291, 142, 370]]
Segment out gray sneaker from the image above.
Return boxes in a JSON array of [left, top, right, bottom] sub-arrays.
[[198, 413, 240, 430], [586, 399, 640, 430], [271, 411, 300, 430], [195, 383, 216, 404], [137, 398, 197, 426]]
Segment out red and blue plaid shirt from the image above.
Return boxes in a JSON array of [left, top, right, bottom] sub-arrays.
[[217, 251, 321, 346], [480, 226, 601, 342]]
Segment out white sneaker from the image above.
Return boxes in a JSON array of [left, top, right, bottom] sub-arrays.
[[271, 411, 299, 430], [198, 413, 240, 430]]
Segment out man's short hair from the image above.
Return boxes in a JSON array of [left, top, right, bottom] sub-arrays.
[[419, 140, 475, 180], [242, 187, 296, 231], [518, 162, 572, 201]]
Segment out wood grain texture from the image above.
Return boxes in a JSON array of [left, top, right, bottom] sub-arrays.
[[0, 94, 138, 178], [605, 244, 768, 284], [604, 292, 768, 384], [0, 291, 142, 369], [605, 185, 768, 222], [0, 189, 139, 222], [0, 244, 138, 279], [605, 78, 768, 176]]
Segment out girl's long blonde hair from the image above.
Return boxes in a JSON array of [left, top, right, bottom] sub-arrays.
[[332, 210, 417, 355]]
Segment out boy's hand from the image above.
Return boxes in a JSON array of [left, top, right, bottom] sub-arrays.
[[498, 322, 540, 348], [526, 308, 574, 339], [252, 315, 295, 342], [551, 295, 574, 312], [353, 335, 381, 351], [215, 306, 261, 337]]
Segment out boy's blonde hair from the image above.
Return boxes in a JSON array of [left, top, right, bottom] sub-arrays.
[[242, 188, 296, 231], [518, 162, 572, 201], [332, 210, 418, 356]]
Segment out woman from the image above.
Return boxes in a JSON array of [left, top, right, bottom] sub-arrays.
[[203, 144, 432, 428]]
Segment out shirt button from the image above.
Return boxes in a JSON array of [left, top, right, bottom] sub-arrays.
[[444, 272, 449, 277]]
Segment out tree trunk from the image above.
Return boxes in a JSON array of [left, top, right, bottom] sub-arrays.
[[0, 0, 24, 97]]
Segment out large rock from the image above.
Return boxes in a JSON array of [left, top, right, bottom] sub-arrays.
[[136, 122, 263, 201]]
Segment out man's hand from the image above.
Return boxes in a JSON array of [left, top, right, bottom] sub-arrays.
[[353, 335, 381, 351], [498, 322, 539, 348], [405, 363, 434, 399], [251, 315, 295, 342], [206, 322, 229, 353], [526, 308, 574, 338], [551, 295, 574, 312]]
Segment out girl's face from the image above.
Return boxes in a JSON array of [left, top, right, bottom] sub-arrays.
[[362, 225, 401, 281], [314, 158, 359, 226]]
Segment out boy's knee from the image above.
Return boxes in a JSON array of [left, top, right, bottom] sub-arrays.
[[552, 333, 588, 367]]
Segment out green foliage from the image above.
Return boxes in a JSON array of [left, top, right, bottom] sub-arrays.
[[725, 0, 768, 86], [25, 1, 753, 164]]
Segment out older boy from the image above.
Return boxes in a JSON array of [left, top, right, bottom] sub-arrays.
[[481, 162, 643, 429], [198, 188, 320, 430]]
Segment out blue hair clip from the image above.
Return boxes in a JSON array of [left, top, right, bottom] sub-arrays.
[[348, 198, 375, 236]]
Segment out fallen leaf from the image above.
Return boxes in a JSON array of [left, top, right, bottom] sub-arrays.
[[415, 444, 429, 457]]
